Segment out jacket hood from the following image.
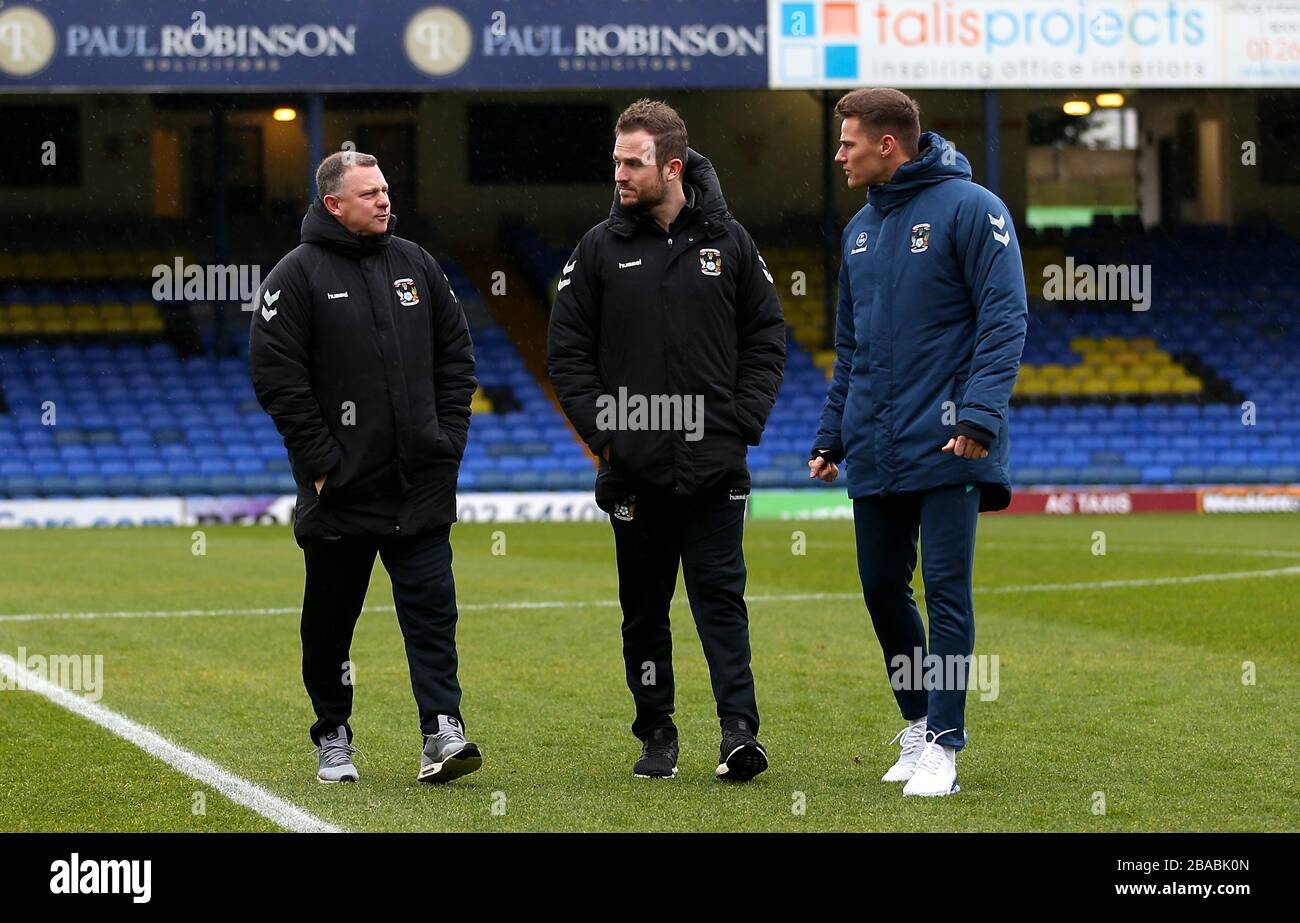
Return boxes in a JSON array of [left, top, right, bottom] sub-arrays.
[[301, 197, 395, 258], [607, 147, 731, 238], [867, 131, 971, 215]]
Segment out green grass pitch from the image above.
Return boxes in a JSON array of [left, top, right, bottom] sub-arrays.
[[0, 512, 1296, 832]]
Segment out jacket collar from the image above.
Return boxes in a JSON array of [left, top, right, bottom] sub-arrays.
[[866, 131, 972, 215], [300, 197, 395, 259]]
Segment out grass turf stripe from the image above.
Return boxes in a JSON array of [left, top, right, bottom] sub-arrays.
[[0, 653, 343, 834]]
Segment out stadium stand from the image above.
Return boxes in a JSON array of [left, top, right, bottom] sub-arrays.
[[0, 257, 594, 498], [502, 217, 1300, 491], [1, 220, 1296, 497]]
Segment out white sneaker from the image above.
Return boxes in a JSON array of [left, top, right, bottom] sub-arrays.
[[881, 718, 927, 782], [902, 729, 961, 797]]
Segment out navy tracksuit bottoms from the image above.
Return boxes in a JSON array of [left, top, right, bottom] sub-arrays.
[[852, 483, 981, 751]]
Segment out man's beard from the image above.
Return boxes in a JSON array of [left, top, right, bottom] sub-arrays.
[[627, 175, 667, 211]]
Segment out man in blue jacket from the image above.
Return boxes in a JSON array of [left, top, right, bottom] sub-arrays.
[[809, 88, 1027, 797]]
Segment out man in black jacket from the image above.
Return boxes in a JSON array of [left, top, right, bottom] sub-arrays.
[[249, 151, 481, 786], [548, 99, 786, 782]]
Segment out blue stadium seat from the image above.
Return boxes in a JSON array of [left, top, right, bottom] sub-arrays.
[[1, 476, 40, 498], [206, 475, 243, 494], [105, 475, 141, 496], [37, 475, 76, 496], [237, 474, 280, 494], [473, 471, 513, 491], [198, 459, 235, 475], [1173, 466, 1205, 484], [1079, 465, 1141, 484], [1141, 465, 1174, 483], [172, 476, 208, 495], [542, 470, 585, 490], [752, 468, 789, 488]]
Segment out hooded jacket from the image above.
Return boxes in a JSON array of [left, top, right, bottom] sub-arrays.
[[547, 149, 786, 504], [814, 131, 1027, 511], [249, 200, 476, 545]]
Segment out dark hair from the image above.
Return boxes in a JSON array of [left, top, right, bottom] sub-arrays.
[[835, 88, 921, 156], [315, 150, 378, 199], [614, 98, 688, 169]]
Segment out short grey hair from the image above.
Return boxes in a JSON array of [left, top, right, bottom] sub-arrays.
[[315, 150, 378, 199]]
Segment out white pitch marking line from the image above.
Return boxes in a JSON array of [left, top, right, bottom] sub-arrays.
[[2, 565, 1299, 623], [0, 606, 316, 623], [0, 654, 342, 834], [804, 539, 1300, 560], [980, 541, 1300, 560], [979, 565, 1300, 594]]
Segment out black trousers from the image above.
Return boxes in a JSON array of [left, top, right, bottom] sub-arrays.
[[300, 525, 462, 744], [609, 486, 759, 741]]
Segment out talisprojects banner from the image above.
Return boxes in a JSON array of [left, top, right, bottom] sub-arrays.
[[768, 0, 1300, 88]]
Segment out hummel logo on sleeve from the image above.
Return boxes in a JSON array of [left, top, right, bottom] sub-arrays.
[[327, 291, 348, 300], [558, 259, 576, 291], [989, 213, 1010, 246], [261, 288, 280, 322]]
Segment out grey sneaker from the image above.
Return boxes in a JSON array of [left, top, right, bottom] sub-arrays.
[[417, 715, 482, 784], [316, 725, 359, 784]]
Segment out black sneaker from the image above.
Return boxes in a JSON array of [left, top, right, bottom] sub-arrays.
[[716, 720, 768, 782], [633, 727, 679, 779]]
